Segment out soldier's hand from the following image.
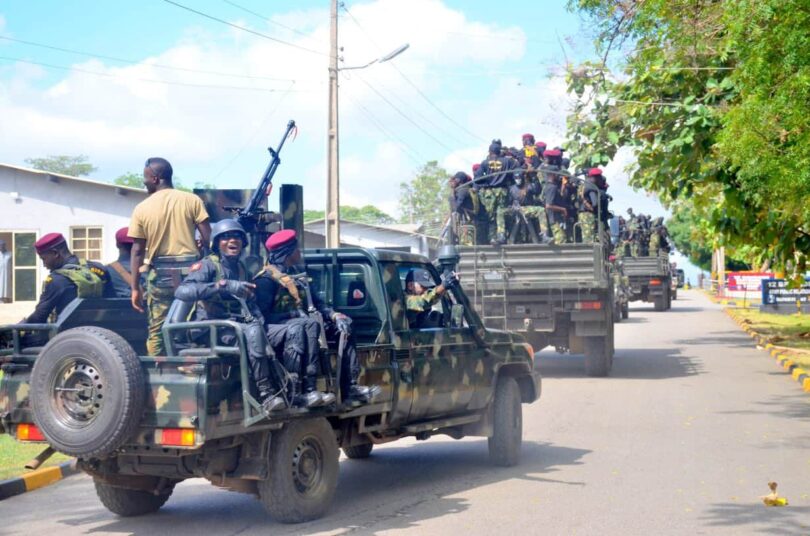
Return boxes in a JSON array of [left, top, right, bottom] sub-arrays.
[[333, 313, 352, 334], [131, 287, 145, 313], [219, 280, 256, 299], [440, 271, 460, 289]]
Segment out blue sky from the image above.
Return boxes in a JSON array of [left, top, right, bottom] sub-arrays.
[[0, 0, 700, 280]]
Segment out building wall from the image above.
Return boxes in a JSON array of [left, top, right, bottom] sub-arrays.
[[0, 166, 147, 301]]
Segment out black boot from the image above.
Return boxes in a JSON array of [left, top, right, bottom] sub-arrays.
[[257, 379, 286, 414], [346, 384, 381, 404]]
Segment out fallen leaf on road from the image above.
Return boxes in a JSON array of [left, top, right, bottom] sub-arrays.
[[762, 482, 789, 507]]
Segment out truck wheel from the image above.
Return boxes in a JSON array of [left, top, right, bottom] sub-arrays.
[[94, 479, 174, 517], [30, 327, 145, 458], [672, 289, 678, 301], [342, 443, 373, 459], [488, 376, 522, 467], [654, 294, 666, 311], [584, 336, 611, 377], [613, 302, 621, 323], [258, 418, 339, 523], [667, 289, 673, 309], [621, 303, 629, 319]]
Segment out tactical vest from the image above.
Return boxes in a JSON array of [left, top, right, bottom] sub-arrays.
[[580, 182, 599, 213], [52, 261, 104, 298], [255, 264, 305, 317], [203, 254, 248, 317]]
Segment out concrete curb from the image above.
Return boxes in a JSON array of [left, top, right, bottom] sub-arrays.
[[0, 459, 79, 501], [724, 308, 810, 394]]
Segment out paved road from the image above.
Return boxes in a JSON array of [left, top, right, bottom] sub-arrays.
[[2, 290, 809, 535]]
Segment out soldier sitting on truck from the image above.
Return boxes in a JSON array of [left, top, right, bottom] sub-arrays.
[[493, 170, 551, 245], [174, 219, 287, 414], [255, 230, 379, 406], [404, 268, 459, 328], [577, 169, 602, 243]]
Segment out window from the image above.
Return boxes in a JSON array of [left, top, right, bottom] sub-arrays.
[[70, 226, 103, 261]]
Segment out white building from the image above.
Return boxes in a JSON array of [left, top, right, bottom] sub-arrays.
[[303, 219, 439, 257], [0, 163, 147, 302]]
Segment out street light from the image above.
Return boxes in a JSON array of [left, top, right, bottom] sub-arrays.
[[325, 0, 409, 247]]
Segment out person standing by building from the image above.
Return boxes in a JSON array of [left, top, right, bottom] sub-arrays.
[[128, 157, 211, 356], [0, 240, 11, 303]]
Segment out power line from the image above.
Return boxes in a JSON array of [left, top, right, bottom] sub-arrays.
[[220, 0, 320, 43], [345, 94, 427, 165], [352, 73, 454, 151], [341, 4, 485, 144], [0, 35, 308, 82], [0, 55, 320, 92], [160, 0, 328, 57], [210, 83, 297, 182]]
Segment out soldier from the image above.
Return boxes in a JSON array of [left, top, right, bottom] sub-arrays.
[[175, 220, 286, 413], [578, 168, 602, 243], [23, 233, 108, 325], [648, 217, 671, 256], [254, 230, 378, 406], [449, 171, 485, 246], [541, 150, 568, 244], [475, 143, 515, 243], [106, 227, 136, 298], [493, 170, 551, 245], [404, 268, 459, 328], [625, 208, 640, 256], [129, 157, 212, 356]]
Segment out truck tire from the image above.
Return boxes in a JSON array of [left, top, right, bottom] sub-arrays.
[[30, 326, 145, 458], [94, 479, 174, 517], [258, 418, 339, 523], [654, 293, 666, 311], [488, 376, 522, 467], [584, 336, 611, 377], [342, 443, 373, 459], [613, 302, 622, 323], [672, 289, 678, 301], [621, 302, 629, 319]]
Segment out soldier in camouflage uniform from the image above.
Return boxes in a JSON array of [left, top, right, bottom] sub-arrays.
[[175, 220, 286, 414], [540, 149, 569, 244], [577, 168, 603, 243], [448, 171, 484, 246], [474, 142, 516, 243], [404, 268, 459, 328], [255, 230, 378, 406], [493, 169, 550, 245]]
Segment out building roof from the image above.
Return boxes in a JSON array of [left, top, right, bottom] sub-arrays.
[[0, 163, 148, 196], [304, 218, 436, 239]]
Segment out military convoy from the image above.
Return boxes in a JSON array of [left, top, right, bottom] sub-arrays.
[[0, 244, 539, 522], [617, 254, 673, 311]]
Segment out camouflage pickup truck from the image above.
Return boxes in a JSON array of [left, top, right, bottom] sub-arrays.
[[0, 246, 540, 523]]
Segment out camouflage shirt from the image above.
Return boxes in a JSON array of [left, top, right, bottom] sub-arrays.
[[406, 288, 442, 328]]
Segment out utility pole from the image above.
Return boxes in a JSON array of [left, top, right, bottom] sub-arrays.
[[325, 0, 340, 247]]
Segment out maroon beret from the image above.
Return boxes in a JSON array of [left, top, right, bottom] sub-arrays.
[[543, 149, 562, 158], [35, 232, 66, 253], [535, 141, 547, 148], [115, 227, 134, 245], [522, 133, 534, 139], [265, 229, 297, 251], [588, 168, 603, 177], [472, 163, 481, 172]]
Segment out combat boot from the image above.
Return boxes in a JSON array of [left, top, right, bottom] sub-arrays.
[[491, 233, 507, 246], [256, 379, 286, 414], [347, 384, 381, 404], [301, 378, 327, 408]]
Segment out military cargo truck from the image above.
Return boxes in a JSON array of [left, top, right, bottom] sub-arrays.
[[0, 247, 539, 523], [618, 254, 673, 311], [455, 242, 615, 377]]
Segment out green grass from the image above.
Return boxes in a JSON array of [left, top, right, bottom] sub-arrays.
[[734, 308, 810, 369], [0, 435, 71, 481]]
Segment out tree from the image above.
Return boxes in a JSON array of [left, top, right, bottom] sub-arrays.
[[398, 161, 450, 229], [25, 155, 97, 177], [113, 172, 143, 188], [303, 206, 395, 225], [565, 0, 810, 273]]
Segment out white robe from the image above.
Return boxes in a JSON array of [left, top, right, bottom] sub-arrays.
[[0, 251, 11, 299]]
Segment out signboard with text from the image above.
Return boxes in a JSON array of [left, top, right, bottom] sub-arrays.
[[761, 278, 810, 305], [723, 271, 774, 299]]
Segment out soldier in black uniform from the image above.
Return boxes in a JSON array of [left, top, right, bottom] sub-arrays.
[[174, 219, 286, 414], [24, 232, 109, 325], [254, 230, 378, 406], [449, 171, 486, 245], [475, 143, 517, 243]]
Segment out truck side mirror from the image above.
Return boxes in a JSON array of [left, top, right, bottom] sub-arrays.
[[450, 303, 465, 328]]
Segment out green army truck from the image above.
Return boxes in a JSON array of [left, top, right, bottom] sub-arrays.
[[618, 254, 673, 311], [455, 242, 615, 377], [0, 246, 540, 523]]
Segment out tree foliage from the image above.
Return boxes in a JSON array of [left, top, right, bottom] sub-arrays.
[[303, 206, 395, 225], [25, 155, 97, 177], [113, 172, 143, 188], [566, 0, 810, 274], [398, 161, 450, 228]]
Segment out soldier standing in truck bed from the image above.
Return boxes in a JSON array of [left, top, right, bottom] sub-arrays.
[[541, 150, 568, 244], [128, 157, 212, 356]]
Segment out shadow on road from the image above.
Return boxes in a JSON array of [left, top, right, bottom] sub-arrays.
[[717, 392, 810, 423], [700, 502, 810, 534], [539, 346, 703, 380], [45, 440, 590, 535], [674, 330, 757, 349]]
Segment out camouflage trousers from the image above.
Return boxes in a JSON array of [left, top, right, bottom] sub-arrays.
[[145, 269, 174, 356], [578, 211, 596, 242], [478, 188, 507, 242], [496, 206, 549, 237], [649, 234, 660, 256], [550, 222, 567, 244]]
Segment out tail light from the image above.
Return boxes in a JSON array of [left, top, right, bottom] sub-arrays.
[[574, 301, 602, 310], [158, 428, 196, 447], [17, 423, 46, 442], [650, 279, 662, 286]]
